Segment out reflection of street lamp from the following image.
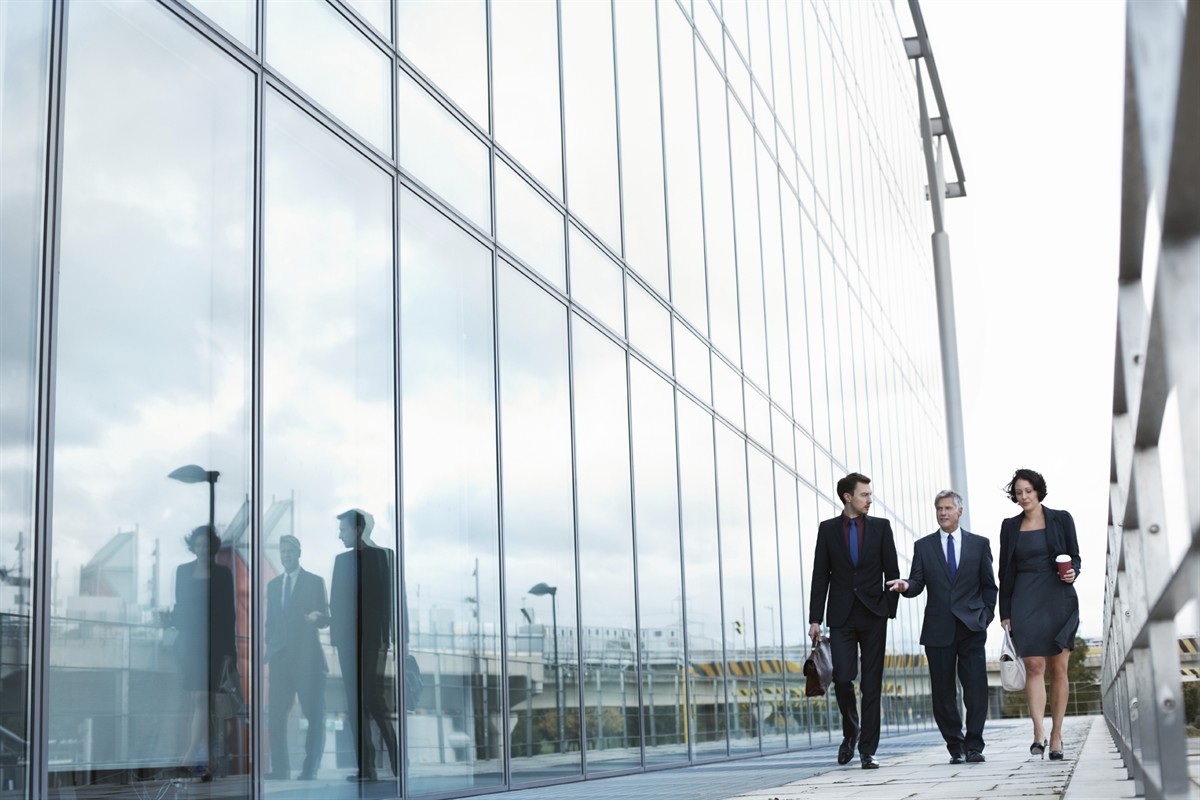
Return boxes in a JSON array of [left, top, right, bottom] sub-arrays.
[[168, 464, 220, 532], [528, 582, 563, 751]]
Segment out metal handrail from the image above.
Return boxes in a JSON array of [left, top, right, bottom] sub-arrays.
[[1103, 3, 1199, 800]]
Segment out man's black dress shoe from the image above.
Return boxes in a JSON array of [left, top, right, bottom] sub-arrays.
[[949, 754, 964, 764], [966, 751, 985, 763], [861, 754, 880, 769], [297, 771, 316, 781], [837, 735, 857, 765], [347, 773, 379, 783]]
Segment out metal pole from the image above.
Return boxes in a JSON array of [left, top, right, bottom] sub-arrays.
[[552, 596, 564, 751], [914, 60, 970, 525]]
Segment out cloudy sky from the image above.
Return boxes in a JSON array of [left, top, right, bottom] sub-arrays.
[[918, 0, 1127, 639]]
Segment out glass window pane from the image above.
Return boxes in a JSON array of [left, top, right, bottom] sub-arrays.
[[730, 109, 768, 387], [772, 467, 809, 746], [50, 1, 253, 793], [189, 0, 254, 48], [748, 449, 784, 750], [674, 320, 711, 405], [561, 0, 620, 249], [0, 3, 50, 793], [571, 317, 639, 773], [398, 69, 491, 232], [492, 0, 563, 197], [745, 383, 771, 448], [613, 0, 668, 295], [715, 426, 759, 754], [658, 2, 707, 331], [397, 0, 488, 127], [771, 405, 795, 470], [629, 361, 686, 766], [400, 190, 504, 792], [264, 89, 396, 792], [759, 156, 792, 412], [495, 158, 566, 292], [626, 279, 672, 372], [696, 51, 738, 363], [712, 356, 745, 431], [677, 397, 727, 757], [266, 0, 391, 154], [497, 265, 582, 780], [569, 225, 625, 337], [344, 0, 390, 39]]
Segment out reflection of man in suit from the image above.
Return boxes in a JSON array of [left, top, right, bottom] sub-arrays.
[[889, 490, 996, 764], [808, 472, 899, 770], [265, 535, 329, 781], [330, 509, 398, 783]]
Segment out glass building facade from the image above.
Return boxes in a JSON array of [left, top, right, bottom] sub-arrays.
[[0, 0, 953, 797]]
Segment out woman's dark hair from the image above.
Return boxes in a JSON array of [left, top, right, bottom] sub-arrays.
[[836, 472, 871, 504], [1005, 468, 1047, 503], [186, 525, 221, 557]]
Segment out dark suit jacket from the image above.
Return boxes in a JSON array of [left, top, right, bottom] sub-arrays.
[[809, 514, 900, 627], [330, 544, 395, 653], [998, 506, 1080, 620], [265, 567, 329, 672], [901, 529, 997, 647]]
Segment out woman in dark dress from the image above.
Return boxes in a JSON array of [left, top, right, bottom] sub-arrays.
[[998, 469, 1080, 761], [174, 525, 237, 779]]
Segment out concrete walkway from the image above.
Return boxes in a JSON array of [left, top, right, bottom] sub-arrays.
[[723, 716, 1135, 800], [478, 715, 1141, 800]]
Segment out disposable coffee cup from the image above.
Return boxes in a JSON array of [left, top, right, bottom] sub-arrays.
[[1056, 554, 1072, 579]]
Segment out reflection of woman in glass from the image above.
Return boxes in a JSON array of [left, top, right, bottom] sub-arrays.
[[174, 525, 237, 780]]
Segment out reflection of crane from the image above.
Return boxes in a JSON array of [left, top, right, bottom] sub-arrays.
[[0, 532, 30, 608]]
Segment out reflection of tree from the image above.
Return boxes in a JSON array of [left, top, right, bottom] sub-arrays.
[[511, 706, 632, 755]]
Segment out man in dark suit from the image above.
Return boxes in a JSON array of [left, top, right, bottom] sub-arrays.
[[808, 472, 899, 769], [890, 490, 997, 764], [331, 509, 398, 783], [265, 535, 329, 781]]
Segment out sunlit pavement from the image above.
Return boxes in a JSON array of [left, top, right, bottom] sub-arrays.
[[486, 716, 1174, 800]]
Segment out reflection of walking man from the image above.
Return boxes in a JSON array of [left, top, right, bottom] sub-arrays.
[[265, 535, 329, 781], [331, 509, 398, 783], [808, 473, 899, 769], [888, 491, 996, 764]]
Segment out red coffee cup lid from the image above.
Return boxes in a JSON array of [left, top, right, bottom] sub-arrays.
[[1056, 554, 1071, 562]]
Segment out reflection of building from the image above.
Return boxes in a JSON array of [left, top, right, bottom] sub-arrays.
[[3, 0, 978, 797], [74, 530, 138, 622]]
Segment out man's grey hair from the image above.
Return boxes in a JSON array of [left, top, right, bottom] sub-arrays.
[[934, 490, 963, 510]]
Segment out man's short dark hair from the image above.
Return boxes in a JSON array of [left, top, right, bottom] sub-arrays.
[[337, 509, 367, 535], [1005, 468, 1047, 502], [836, 472, 871, 504]]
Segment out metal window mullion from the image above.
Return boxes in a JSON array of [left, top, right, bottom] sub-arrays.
[[29, 2, 71, 798], [248, 1, 267, 797]]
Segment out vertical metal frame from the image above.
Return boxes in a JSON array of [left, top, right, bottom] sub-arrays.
[[248, 2, 268, 798], [1103, 3, 1199, 799], [29, 2, 70, 798]]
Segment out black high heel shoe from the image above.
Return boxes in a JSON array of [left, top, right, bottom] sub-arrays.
[[1030, 739, 1047, 758], [1049, 745, 1064, 761]]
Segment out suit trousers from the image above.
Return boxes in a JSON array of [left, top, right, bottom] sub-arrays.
[[338, 645, 398, 779], [268, 655, 326, 777], [829, 600, 887, 756], [925, 618, 988, 755]]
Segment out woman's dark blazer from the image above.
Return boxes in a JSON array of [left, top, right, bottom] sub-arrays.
[[998, 505, 1081, 621]]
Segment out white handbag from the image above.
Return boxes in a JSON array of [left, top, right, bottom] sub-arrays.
[[1000, 627, 1027, 691]]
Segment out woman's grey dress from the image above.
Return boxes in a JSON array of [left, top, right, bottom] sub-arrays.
[[1011, 528, 1079, 656]]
